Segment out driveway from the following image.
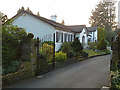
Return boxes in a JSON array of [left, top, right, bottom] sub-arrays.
[[6, 55, 110, 88]]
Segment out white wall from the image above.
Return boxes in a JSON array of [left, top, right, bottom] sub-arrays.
[[12, 13, 55, 39], [55, 30, 74, 51], [88, 29, 97, 42], [79, 28, 88, 44]]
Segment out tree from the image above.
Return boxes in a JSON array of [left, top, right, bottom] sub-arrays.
[[2, 20, 27, 75], [97, 27, 105, 41], [89, 1, 116, 43], [71, 37, 83, 54]]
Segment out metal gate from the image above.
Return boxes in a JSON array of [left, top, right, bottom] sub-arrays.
[[36, 33, 55, 76]]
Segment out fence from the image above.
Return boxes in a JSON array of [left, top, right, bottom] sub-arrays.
[[35, 33, 55, 76]]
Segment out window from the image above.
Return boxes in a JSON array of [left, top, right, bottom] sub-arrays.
[[56, 32, 60, 42], [56, 32, 59, 42], [82, 36, 85, 43], [64, 33, 67, 42], [71, 35, 72, 42], [68, 34, 70, 42], [61, 33, 63, 42]]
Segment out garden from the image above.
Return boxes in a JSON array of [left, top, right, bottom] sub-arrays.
[[2, 21, 111, 87]]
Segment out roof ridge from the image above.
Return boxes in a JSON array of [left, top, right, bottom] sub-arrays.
[[7, 10, 72, 32]]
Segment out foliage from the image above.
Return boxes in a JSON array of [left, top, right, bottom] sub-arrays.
[[97, 38, 107, 50], [104, 49, 111, 54], [60, 42, 76, 58], [81, 51, 88, 58], [55, 52, 67, 62], [111, 70, 120, 89], [97, 27, 105, 41], [2, 61, 21, 75], [40, 43, 53, 54], [71, 37, 83, 54], [39, 43, 53, 62], [83, 49, 100, 57], [39, 51, 48, 60], [89, 2, 116, 30], [2, 20, 27, 75], [42, 41, 54, 45], [89, 1, 116, 43], [88, 42, 98, 50]]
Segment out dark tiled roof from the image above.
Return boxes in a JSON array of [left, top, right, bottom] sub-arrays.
[[10, 10, 72, 32], [66, 25, 86, 33], [87, 26, 98, 32]]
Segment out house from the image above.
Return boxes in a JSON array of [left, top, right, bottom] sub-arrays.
[[9, 9, 98, 51], [87, 26, 98, 42], [11, 10, 74, 51], [67, 25, 88, 44]]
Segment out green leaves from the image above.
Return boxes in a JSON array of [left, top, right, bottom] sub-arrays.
[[2, 20, 27, 75]]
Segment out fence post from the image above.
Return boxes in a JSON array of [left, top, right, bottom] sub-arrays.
[[36, 37, 39, 76], [53, 33, 55, 69]]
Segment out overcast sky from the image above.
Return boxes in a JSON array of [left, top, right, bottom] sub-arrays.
[[0, 0, 119, 26]]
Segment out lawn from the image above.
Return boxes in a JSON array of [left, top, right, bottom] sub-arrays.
[[83, 49, 105, 57]]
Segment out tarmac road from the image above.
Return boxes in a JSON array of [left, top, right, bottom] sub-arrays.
[[6, 55, 111, 88]]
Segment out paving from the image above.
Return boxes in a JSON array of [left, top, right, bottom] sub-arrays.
[[6, 55, 111, 88]]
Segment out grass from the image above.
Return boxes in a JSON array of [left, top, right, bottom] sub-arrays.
[[83, 49, 105, 57]]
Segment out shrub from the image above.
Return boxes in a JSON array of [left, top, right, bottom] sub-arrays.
[[42, 41, 54, 45], [40, 43, 53, 54], [104, 49, 111, 54], [88, 42, 98, 50], [39, 51, 48, 60], [97, 38, 107, 50], [55, 52, 67, 62], [60, 42, 71, 53], [71, 37, 83, 55], [81, 51, 89, 58], [2, 61, 21, 75], [60, 42, 75, 58], [2, 21, 27, 75], [111, 70, 120, 89]]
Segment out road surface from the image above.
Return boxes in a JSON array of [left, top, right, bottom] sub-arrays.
[[6, 55, 111, 88]]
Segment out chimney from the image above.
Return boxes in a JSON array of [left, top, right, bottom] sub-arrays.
[[50, 15, 57, 22]]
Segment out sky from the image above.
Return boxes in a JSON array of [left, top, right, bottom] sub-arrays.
[[0, 0, 119, 26]]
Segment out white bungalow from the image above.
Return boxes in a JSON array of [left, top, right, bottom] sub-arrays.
[[67, 25, 88, 44], [9, 10, 98, 51], [87, 26, 98, 42], [11, 10, 74, 51]]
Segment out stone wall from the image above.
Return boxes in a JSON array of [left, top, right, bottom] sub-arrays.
[[2, 33, 37, 87], [111, 33, 120, 70]]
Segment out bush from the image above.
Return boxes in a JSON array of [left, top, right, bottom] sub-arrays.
[[104, 49, 111, 54], [55, 52, 67, 62], [60, 42, 75, 58], [97, 38, 107, 50], [71, 37, 83, 55], [88, 42, 98, 50], [40, 43, 53, 54], [60, 42, 71, 53], [2, 21, 27, 75], [2, 61, 21, 75], [81, 51, 89, 58], [39, 51, 48, 60], [42, 41, 54, 45], [39, 43, 53, 62]]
